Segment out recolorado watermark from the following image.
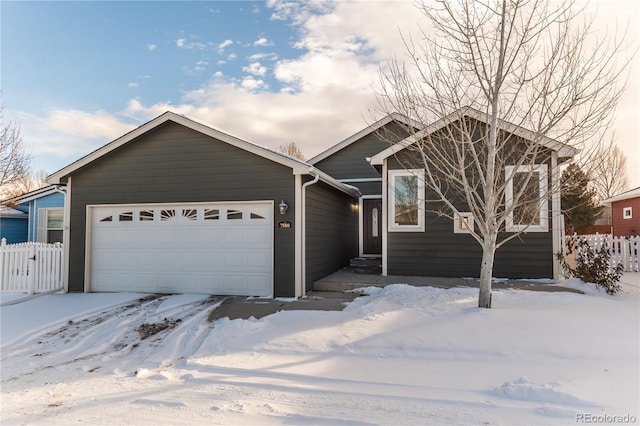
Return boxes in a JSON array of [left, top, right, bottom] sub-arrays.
[[576, 413, 637, 424]]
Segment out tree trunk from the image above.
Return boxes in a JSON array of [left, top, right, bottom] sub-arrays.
[[478, 239, 496, 308]]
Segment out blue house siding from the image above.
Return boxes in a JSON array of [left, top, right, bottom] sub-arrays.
[[24, 192, 65, 242], [0, 216, 28, 244]]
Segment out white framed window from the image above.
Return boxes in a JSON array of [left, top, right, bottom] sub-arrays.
[[38, 208, 64, 243], [388, 169, 425, 232], [623, 207, 632, 219], [454, 212, 474, 234], [505, 164, 548, 232]]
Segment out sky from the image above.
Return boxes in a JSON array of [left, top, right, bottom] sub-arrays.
[[2, 0, 639, 189]]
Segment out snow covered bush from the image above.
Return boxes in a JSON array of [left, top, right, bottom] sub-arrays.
[[557, 237, 624, 294]]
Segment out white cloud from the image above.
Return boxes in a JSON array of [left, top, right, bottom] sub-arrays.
[[176, 38, 209, 50], [127, 82, 138, 88], [242, 62, 267, 76], [253, 37, 271, 46], [228, 53, 237, 60], [194, 61, 209, 72], [147, 44, 157, 51], [241, 76, 267, 91], [217, 39, 233, 53], [248, 52, 278, 61]]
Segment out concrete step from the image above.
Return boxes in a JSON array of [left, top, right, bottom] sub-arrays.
[[349, 257, 382, 268]]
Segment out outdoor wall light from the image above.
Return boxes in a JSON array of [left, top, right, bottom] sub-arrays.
[[278, 200, 288, 215]]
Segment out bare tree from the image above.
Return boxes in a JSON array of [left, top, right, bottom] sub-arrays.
[[376, 0, 631, 307], [581, 138, 629, 201], [1, 107, 32, 198], [2, 169, 48, 201], [275, 141, 306, 161]]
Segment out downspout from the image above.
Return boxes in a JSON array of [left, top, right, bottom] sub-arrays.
[[301, 168, 320, 295]]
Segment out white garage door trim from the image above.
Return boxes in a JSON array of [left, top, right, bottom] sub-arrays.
[[85, 201, 274, 297]]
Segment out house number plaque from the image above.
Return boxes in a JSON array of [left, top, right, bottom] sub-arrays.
[[278, 221, 292, 229]]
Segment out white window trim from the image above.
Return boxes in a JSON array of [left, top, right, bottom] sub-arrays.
[[454, 212, 474, 234], [505, 164, 549, 232], [388, 169, 425, 232], [38, 207, 64, 243], [623, 207, 632, 219]]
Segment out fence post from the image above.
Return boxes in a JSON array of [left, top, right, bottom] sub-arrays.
[[0, 238, 5, 290], [27, 244, 36, 295]]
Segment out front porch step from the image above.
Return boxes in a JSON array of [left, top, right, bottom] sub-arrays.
[[346, 257, 381, 275], [350, 257, 381, 268]]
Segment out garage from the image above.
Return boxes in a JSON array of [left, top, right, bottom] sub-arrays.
[[88, 201, 273, 296]]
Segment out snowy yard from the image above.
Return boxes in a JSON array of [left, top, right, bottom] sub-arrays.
[[1, 275, 638, 425]]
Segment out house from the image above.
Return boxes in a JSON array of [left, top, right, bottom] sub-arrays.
[[0, 206, 28, 244], [47, 108, 577, 298], [46, 112, 360, 298], [308, 113, 421, 257], [0, 185, 66, 244], [313, 107, 577, 280], [603, 187, 640, 237]]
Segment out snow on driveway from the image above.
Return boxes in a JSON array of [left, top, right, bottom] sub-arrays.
[[1, 274, 638, 425]]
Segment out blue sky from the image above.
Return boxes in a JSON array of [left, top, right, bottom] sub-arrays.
[[2, 1, 639, 187]]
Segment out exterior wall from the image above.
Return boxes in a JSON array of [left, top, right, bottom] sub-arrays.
[[64, 121, 297, 297], [385, 135, 555, 279], [25, 192, 65, 242], [305, 180, 359, 290], [611, 198, 640, 237], [313, 121, 410, 195], [0, 217, 28, 243]]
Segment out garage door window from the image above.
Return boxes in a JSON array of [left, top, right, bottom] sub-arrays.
[[204, 209, 220, 220]]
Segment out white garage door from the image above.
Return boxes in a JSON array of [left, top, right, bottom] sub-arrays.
[[89, 202, 273, 296]]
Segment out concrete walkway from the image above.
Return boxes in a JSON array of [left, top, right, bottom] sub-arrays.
[[314, 269, 583, 294], [207, 270, 583, 321]]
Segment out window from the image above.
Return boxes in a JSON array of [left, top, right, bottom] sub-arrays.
[[505, 164, 548, 232], [38, 208, 64, 243], [388, 169, 424, 232], [454, 212, 474, 234], [623, 207, 632, 219]]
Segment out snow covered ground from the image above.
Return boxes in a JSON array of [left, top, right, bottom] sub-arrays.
[[1, 274, 638, 425]]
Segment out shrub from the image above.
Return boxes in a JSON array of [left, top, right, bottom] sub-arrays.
[[556, 237, 624, 294]]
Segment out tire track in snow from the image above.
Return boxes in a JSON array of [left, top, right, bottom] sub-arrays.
[[1, 295, 221, 383]]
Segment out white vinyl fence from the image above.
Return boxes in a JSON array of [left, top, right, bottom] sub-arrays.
[[565, 234, 639, 273], [0, 238, 64, 294]]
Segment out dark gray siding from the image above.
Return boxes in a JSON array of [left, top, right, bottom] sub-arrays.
[[386, 145, 555, 279], [305, 181, 359, 290], [387, 214, 553, 278], [345, 180, 382, 196], [65, 121, 297, 297], [313, 121, 410, 194]]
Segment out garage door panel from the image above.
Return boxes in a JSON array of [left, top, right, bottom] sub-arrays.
[[247, 275, 270, 292], [90, 202, 273, 296]]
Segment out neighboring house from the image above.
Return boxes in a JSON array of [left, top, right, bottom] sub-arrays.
[[47, 109, 577, 298], [0, 206, 28, 244], [603, 187, 640, 237], [46, 112, 359, 298], [0, 185, 66, 244]]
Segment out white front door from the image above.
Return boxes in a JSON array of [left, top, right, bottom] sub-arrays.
[[88, 201, 273, 296]]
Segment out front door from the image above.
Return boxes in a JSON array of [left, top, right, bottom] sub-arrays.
[[363, 198, 382, 255]]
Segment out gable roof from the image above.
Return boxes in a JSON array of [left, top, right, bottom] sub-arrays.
[[603, 187, 640, 204], [46, 112, 359, 197], [1, 184, 66, 206], [370, 107, 579, 165], [308, 112, 421, 165]]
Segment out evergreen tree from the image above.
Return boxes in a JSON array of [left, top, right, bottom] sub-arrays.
[[561, 163, 604, 232]]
